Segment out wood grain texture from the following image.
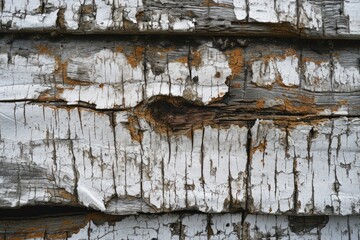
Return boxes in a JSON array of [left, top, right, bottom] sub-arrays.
[[1, 211, 360, 239], [1, 101, 359, 215], [0, 0, 360, 38], [1, 35, 360, 216]]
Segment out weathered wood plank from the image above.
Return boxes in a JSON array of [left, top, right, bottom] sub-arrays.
[[0, 0, 360, 38], [1, 36, 359, 117], [1, 100, 360, 215], [1, 211, 360, 239]]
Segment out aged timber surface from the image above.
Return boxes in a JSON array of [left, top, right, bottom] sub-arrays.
[[1, 35, 360, 217], [1, 208, 360, 239], [0, 0, 360, 39]]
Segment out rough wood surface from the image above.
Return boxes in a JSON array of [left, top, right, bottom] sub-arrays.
[[1, 0, 360, 237], [1, 36, 360, 216], [0, 0, 360, 38], [1, 36, 359, 115], [1, 211, 360, 239]]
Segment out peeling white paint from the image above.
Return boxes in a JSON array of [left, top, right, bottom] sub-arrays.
[[344, 0, 360, 34], [251, 55, 300, 87], [172, 19, 195, 31], [332, 59, 360, 92], [303, 61, 331, 91], [299, 1, 322, 31], [233, 0, 247, 20], [248, 0, 278, 23]]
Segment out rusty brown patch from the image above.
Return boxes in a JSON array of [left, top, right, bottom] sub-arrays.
[[125, 46, 144, 68], [190, 50, 202, 68], [173, 55, 188, 64], [231, 82, 241, 88], [54, 59, 92, 86], [127, 115, 143, 142], [252, 140, 267, 155], [37, 89, 54, 101], [249, 48, 298, 65], [36, 44, 52, 55], [115, 46, 124, 53], [47, 188, 78, 203], [302, 57, 328, 65], [225, 48, 244, 79], [256, 99, 265, 109]]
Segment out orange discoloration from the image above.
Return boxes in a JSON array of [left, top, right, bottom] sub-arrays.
[[48, 188, 78, 203], [231, 82, 241, 88], [190, 50, 202, 68], [283, 98, 319, 114], [173, 55, 188, 64], [225, 48, 244, 78], [36, 44, 52, 55], [127, 115, 143, 142], [256, 99, 265, 109], [125, 46, 144, 68], [115, 46, 144, 68], [55, 58, 92, 86], [302, 57, 328, 65], [248, 48, 298, 65], [252, 140, 266, 154], [37, 90, 54, 101], [115, 46, 124, 53]]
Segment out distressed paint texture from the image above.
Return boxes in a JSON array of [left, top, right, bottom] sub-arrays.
[[1, 101, 360, 215], [0, 0, 360, 235], [2, 212, 360, 239], [0, 36, 360, 216], [1, 37, 359, 115], [0, 0, 360, 38]]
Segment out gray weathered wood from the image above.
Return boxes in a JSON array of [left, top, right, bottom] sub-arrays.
[[0, 0, 360, 38], [1, 211, 360, 239]]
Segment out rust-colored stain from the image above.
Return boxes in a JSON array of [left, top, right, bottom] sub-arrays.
[[256, 99, 265, 109], [173, 55, 188, 64], [115, 45, 144, 68], [47, 188, 78, 203], [37, 89, 53, 101], [190, 50, 202, 68], [55, 59, 92, 86], [225, 48, 244, 78], [230, 82, 241, 88], [302, 57, 328, 65], [127, 115, 143, 143], [282, 98, 318, 114], [252, 140, 267, 155], [36, 44, 52, 55]]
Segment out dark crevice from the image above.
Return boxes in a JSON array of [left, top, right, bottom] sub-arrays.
[[0, 205, 90, 220], [241, 126, 252, 227]]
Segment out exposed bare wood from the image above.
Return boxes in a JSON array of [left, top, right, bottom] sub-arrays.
[[1, 0, 360, 238], [1, 210, 360, 239]]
